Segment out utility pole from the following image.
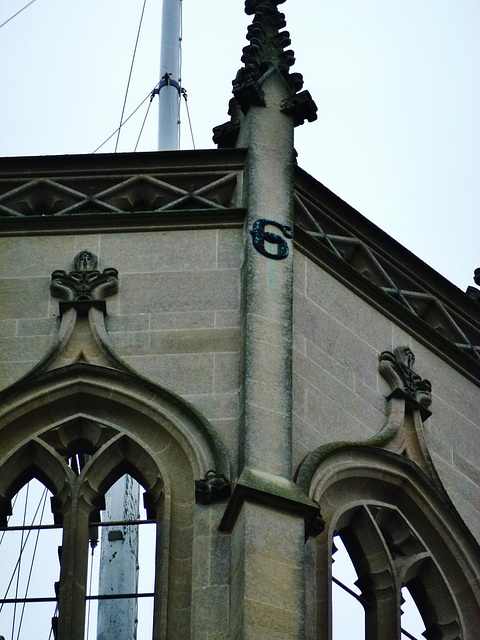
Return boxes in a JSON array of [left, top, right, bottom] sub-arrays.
[[158, 0, 182, 150], [96, 477, 140, 640]]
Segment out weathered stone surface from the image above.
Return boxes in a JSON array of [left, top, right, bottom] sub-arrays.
[[101, 230, 217, 273], [15, 317, 58, 337], [150, 311, 215, 331], [0, 320, 16, 338], [216, 229, 243, 269], [105, 313, 150, 333], [0, 278, 50, 319], [123, 353, 215, 395], [119, 270, 240, 314]]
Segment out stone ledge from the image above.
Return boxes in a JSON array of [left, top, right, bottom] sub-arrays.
[[218, 467, 323, 539]]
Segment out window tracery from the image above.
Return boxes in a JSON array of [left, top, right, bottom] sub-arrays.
[[0, 433, 163, 640], [301, 448, 480, 640]]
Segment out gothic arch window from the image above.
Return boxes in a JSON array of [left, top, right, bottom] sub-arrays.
[[331, 505, 433, 640], [0, 433, 164, 640], [0, 363, 231, 640], [302, 449, 480, 640]]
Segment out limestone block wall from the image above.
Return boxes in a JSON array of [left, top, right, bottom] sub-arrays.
[[293, 250, 480, 542], [0, 228, 243, 475]]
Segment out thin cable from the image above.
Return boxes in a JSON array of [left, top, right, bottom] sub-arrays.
[[0, 486, 48, 613], [11, 482, 29, 640], [134, 94, 155, 152], [114, 0, 148, 153], [181, 89, 195, 150], [0, 0, 38, 30], [85, 545, 96, 640], [15, 489, 48, 640], [47, 604, 58, 640], [93, 87, 157, 153]]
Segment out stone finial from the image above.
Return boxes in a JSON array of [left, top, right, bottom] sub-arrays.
[[50, 250, 118, 302], [195, 470, 231, 505], [379, 346, 432, 409], [213, 0, 317, 144]]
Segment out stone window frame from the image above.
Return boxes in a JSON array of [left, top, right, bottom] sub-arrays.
[[0, 362, 231, 640], [304, 447, 480, 640]]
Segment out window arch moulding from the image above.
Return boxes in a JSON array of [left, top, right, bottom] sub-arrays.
[[295, 346, 480, 640], [1, 248, 231, 484], [0, 361, 232, 640]]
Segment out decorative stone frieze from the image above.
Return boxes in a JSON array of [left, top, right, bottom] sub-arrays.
[[50, 250, 118, 302]]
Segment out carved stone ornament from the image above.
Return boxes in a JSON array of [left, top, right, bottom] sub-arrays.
[[379, 346, 432, 411], [195, 470, 231, 505], [50, 250, 118, 302], [214, 0, 317, 140], [465, 267, 480, 303]]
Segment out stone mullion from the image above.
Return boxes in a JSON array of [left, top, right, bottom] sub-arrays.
[[56, 487, 92, 640], [363, 526, 401, 640], [363, 574, 401, 640], [344, 508, 401, 640]]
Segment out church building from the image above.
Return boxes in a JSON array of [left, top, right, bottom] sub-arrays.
[[0, 1, 479, 639]]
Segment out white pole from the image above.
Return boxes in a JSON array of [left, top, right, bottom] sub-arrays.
[[158, 0, 182, 150], [96, 477, 140, 640]]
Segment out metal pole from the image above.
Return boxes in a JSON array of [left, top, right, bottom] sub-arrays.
[[96, 476, 140, 640], [158, 0, 182, 150]]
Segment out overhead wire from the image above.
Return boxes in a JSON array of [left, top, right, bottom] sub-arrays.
[[93, 86, 158, 154], [0, 0, 39, 30], [85, 544, 96, 640], [181, 89, 195, 150], [134, 89, 157, 152], [15, 489, 49, 640], [114, 0, 148, 153], [47, 605, 58, 640], [11, 482, 29, 640], [0, 485, 49, 613]]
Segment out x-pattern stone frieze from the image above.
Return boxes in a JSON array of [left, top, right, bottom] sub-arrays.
[[0, 172, 239, 216], [294, 191, 480, 360]]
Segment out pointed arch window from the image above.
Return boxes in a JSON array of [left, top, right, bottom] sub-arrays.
[[331, 514, 428, 640], [0, 428, 164, 640], [332, 504, 446, 640], [328, 503, 463, 640]]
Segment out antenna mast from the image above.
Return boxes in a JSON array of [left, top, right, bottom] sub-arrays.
[[158, 0, 182, 150]]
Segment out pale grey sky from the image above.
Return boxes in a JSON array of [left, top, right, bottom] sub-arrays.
[[1, 0, 479, 291]]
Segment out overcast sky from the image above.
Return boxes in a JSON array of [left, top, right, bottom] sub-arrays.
[[0, 0, 479, 291]]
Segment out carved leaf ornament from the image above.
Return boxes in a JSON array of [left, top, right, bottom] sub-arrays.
[[50, 250, 118, 302]]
